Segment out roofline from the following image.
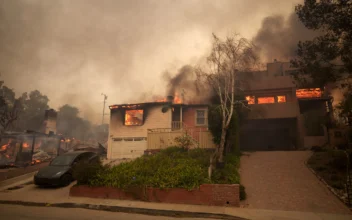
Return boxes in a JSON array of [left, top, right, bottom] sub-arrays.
[[109, 101, 170, 109], [109, 102, 210, 109]]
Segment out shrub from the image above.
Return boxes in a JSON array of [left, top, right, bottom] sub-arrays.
[[174, 134, 194, 149], [212, 153, 240, 184], [73, 160, 105, 185], [88, 147, 212, 190]]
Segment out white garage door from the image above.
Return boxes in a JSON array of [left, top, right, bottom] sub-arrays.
[[110, 137, 147, 159]]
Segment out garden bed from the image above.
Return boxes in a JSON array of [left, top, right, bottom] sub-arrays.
[[307, 149, 351, 204], [72, 147, 243, 206]]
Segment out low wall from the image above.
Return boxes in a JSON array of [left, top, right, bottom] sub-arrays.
[[70, 184, 240, 207]]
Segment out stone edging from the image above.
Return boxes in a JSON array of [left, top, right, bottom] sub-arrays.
[[304, 160, 352, 211], [0, 200, 248, 220]]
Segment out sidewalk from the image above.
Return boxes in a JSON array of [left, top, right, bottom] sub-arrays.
[[0, 176, 351, 220]]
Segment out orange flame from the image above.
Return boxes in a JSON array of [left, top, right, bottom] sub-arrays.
[[125, 109, 144, 125], [22, 142, 30, 148], [296, 88, 322, 99], [1, 144, 8, 151]]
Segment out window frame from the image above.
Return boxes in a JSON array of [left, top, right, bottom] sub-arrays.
[[195, 109, 208, 126]]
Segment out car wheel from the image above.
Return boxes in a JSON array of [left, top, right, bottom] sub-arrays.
[[60, 174, 72, 186]]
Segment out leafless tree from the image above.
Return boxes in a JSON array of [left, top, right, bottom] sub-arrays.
[[0, 98, 22, 134], [196, 34, 258, 178]]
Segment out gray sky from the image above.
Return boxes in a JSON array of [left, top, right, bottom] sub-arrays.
[[0, 0, 303, 124]]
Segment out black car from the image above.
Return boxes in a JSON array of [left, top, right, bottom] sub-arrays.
[[34, 151, 99, 187]]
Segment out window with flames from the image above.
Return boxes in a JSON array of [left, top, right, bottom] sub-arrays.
[[125, 109, 144, 126], [245, 95, 287, 104]]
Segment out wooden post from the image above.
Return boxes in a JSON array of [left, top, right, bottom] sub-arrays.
[[180, 106, 183, 130], [30, 135, 36, 163]]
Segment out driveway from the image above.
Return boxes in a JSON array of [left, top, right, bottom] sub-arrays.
[[240, 151, 351, 214]]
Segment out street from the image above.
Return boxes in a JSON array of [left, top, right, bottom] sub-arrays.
[[0, 204, 216, 220]]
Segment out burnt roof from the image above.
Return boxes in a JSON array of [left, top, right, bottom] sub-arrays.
[[109, 102, 209, 110]]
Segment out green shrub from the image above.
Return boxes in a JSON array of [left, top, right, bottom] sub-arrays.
[[211, 153, 240, 184], [174, 134, 194, 149], [73, 160, 105, 185], [88, 147, 212, 190]]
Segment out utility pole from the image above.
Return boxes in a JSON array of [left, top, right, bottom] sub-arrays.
[[101, 93, 108, 125]]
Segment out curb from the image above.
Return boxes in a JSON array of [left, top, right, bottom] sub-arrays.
[[304, 160, 352, 211], [0, 200, 248, 220], [0, 171, 36, 188]]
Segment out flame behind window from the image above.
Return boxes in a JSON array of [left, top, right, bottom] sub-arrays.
[[245, 96, 255, 104], [296, 88, 322, 98], [125, 110, 144, 126], [277, 96, 286, 103], [258, 97, 275, 104]]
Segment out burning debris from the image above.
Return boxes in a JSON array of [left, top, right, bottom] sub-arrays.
[[0, 131, 65, 167]]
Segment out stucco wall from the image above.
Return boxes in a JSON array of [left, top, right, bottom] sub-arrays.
[[108, 105, 172, 159], [109, 105, 171, 138]]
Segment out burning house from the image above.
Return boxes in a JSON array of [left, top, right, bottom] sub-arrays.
[[108, 95, 215, 159], [240, 61, 334, 150], [0, 108, 67, 167]]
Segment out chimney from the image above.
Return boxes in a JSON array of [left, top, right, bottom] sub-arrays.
[[167, 95, 174, 103], [43, 109, 57, 135]]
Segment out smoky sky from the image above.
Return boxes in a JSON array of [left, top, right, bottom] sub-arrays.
[[0, 0, 304, 123], [253, 12, 320, 62]]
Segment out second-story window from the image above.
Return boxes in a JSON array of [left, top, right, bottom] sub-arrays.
[[277, 96, 286, 103], [258, 97, 275, 104], [245, 96, 255, 104]]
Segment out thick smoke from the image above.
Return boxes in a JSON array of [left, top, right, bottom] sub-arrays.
[[0, 0, 303, 123], [253, 13, 320, 62], [165, 65, 195, 96]]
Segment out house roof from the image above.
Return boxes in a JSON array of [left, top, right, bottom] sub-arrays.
[[109, 102, 210, 110], [109, 101, 169, 110]]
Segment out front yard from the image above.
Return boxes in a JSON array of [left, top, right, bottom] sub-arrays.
[[74, 147, 241, 190]]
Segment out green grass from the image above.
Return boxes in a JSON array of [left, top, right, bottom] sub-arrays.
[[77, 147, 241, 191], [307, 150, 350, 190]]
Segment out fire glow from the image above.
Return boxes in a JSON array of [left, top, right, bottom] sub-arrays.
[[125, 109, 144, 126], [296, 88, 322, 99]]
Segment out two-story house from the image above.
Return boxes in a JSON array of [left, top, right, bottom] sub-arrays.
[[240, 61, 332, 151], [107, 96, 215, 159]]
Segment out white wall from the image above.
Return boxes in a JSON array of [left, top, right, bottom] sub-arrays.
[[108, 104, 172, 159]]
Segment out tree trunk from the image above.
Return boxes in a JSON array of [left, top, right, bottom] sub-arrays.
[[218, 125, 227, 163]]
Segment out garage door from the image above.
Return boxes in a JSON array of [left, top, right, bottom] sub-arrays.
[[110, 137, 147, 159], [240, 128, 291, 151]]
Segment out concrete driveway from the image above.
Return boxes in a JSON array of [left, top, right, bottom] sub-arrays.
[[240, 151, 351, 214]]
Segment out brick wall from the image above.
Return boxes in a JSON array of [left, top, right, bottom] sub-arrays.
[[70, 184, 240, 207]]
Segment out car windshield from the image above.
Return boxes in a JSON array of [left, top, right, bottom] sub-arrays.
[[50, 154, 77, 166]]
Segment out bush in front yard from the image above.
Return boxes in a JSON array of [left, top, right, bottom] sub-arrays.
[[212, 153, 240, 184], [73, 160, 105, 185], [88, 147, 212, 190], [87, 147, 241, 190]]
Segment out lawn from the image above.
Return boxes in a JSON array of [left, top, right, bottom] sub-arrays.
[[307, 149, 350, 190], [74, 147, 241, 191]]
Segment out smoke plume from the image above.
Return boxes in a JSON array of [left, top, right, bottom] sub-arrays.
[[253, 13, 320, 62], [0, 0, 303, 123]]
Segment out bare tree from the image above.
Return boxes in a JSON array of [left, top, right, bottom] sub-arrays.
[[0, 98, 22, 134], [196, 34, 257, 178]]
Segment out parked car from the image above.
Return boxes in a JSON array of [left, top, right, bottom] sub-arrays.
[[34, 151, 100, 187]]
